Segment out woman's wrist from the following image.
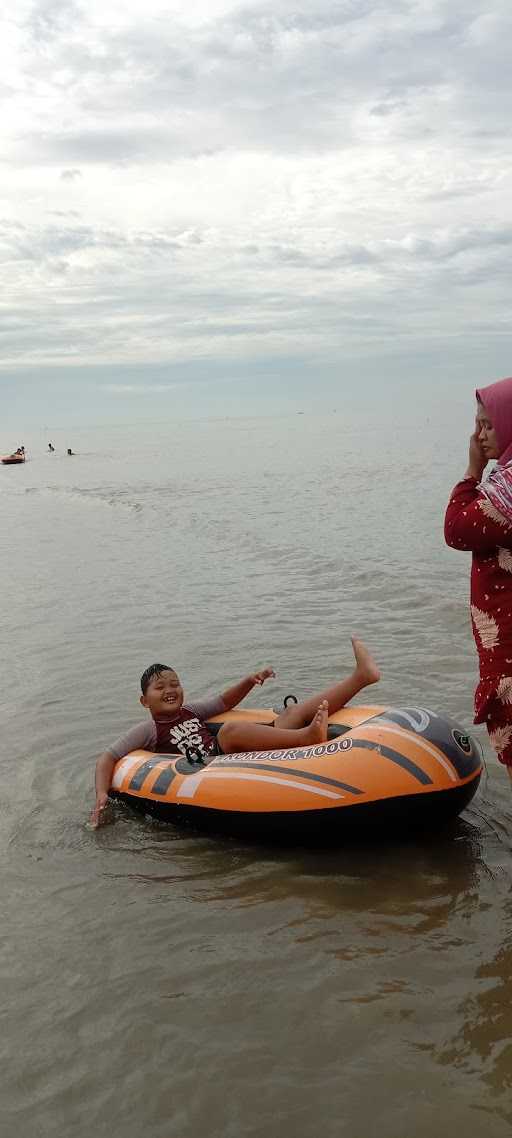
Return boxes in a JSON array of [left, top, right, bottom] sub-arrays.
[[464, 467, 482, 481]]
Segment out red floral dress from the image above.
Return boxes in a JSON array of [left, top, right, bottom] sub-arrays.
[[445, 477, 512, 765]]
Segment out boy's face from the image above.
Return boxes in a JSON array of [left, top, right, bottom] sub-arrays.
[[140, 669, 184, 717]]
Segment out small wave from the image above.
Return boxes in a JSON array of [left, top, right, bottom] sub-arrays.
[[24, 485, 144, 513]]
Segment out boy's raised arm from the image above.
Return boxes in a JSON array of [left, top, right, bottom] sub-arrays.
[[221, 668, 275, 711]]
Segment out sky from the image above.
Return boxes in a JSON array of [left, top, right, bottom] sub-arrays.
[[2, 0, 512, 426]]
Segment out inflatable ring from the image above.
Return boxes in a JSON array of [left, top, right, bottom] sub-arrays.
[[109, 704, 482, 841]]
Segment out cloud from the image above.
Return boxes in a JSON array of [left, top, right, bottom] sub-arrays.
[[1, 0, 512, 389], [106, 382, 180, 393], [9, 0, 511, 164]]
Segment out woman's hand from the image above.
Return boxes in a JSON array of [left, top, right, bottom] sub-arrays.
[[465, 429, 488, 481], [249, 667, 276, 686]]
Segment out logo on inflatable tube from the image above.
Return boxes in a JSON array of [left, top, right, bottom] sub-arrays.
[[215, 737, 353, 765]]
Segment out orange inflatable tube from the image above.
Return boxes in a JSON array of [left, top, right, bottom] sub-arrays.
[[109, 704, 482, 840]]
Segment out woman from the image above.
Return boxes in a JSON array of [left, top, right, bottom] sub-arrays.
[[445, 376, 512, 777]]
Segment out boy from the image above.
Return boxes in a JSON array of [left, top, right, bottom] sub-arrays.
[[91, 637, 379, 827]]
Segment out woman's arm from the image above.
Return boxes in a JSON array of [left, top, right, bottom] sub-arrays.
[[221, 668, 275, 711], [444, 479, 512, 552], [444, 427, 512, 552]]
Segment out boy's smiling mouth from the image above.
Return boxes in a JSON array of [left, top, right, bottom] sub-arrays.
[[161, 693, 181, 707]]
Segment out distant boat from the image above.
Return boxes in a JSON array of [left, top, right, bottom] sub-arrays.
[[1, 453, 26, 465]]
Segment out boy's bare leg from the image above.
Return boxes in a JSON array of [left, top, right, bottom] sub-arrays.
[[218, 701, 329, 755], [273, 638, 380, 730]]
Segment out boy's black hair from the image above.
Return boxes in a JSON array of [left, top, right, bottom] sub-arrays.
[[140, 663, 176, 695]]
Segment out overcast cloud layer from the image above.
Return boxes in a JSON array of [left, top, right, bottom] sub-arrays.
[[1, 0, 512, 419]]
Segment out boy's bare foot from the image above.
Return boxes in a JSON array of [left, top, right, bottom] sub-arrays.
[[303, 700, 329, 745], [351, 637, 380, 685]]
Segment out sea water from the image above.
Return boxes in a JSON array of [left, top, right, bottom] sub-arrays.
[[1, 410, 511, 1137]]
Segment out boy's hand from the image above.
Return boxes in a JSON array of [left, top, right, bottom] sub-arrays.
[[221, 669, 276, 710], [249, 668, 275, 686], [90, 791, 109, 829]]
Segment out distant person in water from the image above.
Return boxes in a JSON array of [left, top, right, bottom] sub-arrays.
[[90, 637, 380, 827], [444, 376, 512, 781], [67, 448, 74, 455], [48, 443, 55, 452]]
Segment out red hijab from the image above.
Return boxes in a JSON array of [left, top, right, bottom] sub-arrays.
[[476, 376, 512, 524]]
